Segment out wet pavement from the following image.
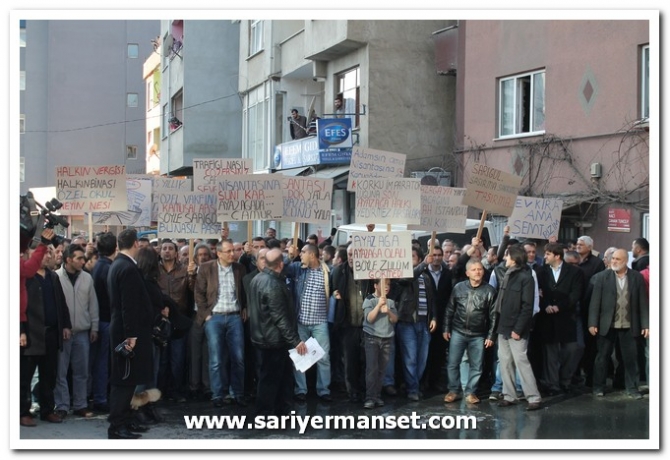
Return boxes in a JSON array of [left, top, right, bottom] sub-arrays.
[[18, 386, 651, 442]]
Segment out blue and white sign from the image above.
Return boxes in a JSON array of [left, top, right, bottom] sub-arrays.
[[318, 118, 353, 149]]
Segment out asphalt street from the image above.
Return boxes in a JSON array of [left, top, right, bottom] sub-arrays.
[[18, 386, 651, 444]]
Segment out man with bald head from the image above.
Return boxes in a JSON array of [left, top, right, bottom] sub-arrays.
[[249, 248, 306, 416], [588, 249, 649, 398]]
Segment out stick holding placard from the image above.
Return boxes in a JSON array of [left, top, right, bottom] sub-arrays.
[[476, 211, 488, 241]]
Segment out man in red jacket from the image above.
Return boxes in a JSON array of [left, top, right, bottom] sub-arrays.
[[20, 228, 55, 329]]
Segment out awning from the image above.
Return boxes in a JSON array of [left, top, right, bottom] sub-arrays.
[[310, 165, 349, 179], [275, 166, 310, 176]]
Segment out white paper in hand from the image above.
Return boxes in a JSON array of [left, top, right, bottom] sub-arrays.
[[289, 336, 326, 373]]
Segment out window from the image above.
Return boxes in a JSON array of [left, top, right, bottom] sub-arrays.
[[337, 67, 361, 128], [642, 212, 649, 240], [244, 83, 269, 170], [127, 43, 139, 59], [20, 157, 25, 182], [170, 91, 183, 131], [641, 45, 649, 119], [127, 93, 139, 108], [20, 114, 25, 134], [20, 71, 25, 91], [126, 145, 138, 160], [20, 20, 26, 47], [249, 20, 263, 56], [499, 70, 545, 137]]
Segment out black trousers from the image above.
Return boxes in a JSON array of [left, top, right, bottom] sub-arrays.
[[255, 347, 294, 416], [109, 384, 136, 430], [593, 328, 639, 393], [20, 328, 59, 418], [341, 326, 365, 397]]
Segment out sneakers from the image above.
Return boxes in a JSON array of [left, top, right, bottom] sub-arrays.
[[465, 394, 480, 404], [626, 391, 643, 400], [489, 391, 502, 401], [443, 392, 461, 403], [363, 399, 375, 409], [407, 393, 420, 402], [374, 398, 385, 407], [294, 393, 307, 403]]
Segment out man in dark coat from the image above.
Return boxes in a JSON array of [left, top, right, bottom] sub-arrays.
[[107, 228, 154, 439], [536, 243, 585, 395], [248, 248, 306, 416], [20, 247, 72, 426], [589, 249, 649, 398]]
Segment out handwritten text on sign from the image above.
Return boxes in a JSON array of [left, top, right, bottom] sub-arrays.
[[217, 174, 283, 222], [354, 178, 421, 224], [193, 158, 253, 193], [347, 147, 406, 192], [280, 176, 334, 224], [408, 186, 468, 233], [509, 196, 563, 239], [152, 177, 193, 222], [462, 163, 522, 216], [56, 165, 127, 215], [157, 192, 220, 238], [351, 231, 414, 280]]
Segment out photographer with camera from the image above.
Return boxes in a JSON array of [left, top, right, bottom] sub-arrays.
[[107, 229, 154, 439]]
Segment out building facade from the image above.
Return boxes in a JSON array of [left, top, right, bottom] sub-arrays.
[[238, 19, 458, 237], [20, 20, 160, 195], [450, 20, 650, 248]]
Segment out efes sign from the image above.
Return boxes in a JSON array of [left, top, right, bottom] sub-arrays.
[[318, 118, 352, 149]]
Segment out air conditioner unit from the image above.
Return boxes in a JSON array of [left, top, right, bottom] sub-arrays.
[[411, 170, 452, 187]]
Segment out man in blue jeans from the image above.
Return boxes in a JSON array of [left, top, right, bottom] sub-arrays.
[[285, 244, 332, 402], [395, 249, 436, 401], [443, 260, 497, 404], [195, 240, 248, 407]]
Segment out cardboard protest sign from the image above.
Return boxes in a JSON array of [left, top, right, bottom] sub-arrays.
[[56, 165, 127, 215], [354, 178, 421, 224], [462, 163, 522, 216], [408, 186, 468, 233], [347, 147, 406, 191], [508, 196, 563, 239], [92, 177, 152, 226], [152, 177, 192, 222], [193, 158, 253, 193], [350, 231, 414, 280], [156, 191, 220, 238], [279, 176, 333, 224], [217, 174, 282, 222]]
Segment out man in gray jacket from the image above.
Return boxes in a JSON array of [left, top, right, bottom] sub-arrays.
[[55, 244, 99, 418]]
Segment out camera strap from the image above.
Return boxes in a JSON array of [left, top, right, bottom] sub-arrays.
[[122, 357, 131, 380]]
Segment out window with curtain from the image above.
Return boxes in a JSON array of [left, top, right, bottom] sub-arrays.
[[244, 84, 269, 171], [337, 67, 360, 128], [250, 20, 263, 56], [499, 70, 545, 137]]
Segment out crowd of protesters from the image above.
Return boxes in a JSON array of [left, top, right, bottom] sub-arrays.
[[19, 223, 650, 436]]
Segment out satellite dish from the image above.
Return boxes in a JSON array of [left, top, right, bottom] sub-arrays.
[[163, 34, 174, 57]]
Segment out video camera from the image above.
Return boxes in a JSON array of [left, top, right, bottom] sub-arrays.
[[20, 191, 69, 252]]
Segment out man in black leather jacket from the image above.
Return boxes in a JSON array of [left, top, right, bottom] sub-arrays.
[[442, 260, 497, 404], [248, 248, 306, 416]]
